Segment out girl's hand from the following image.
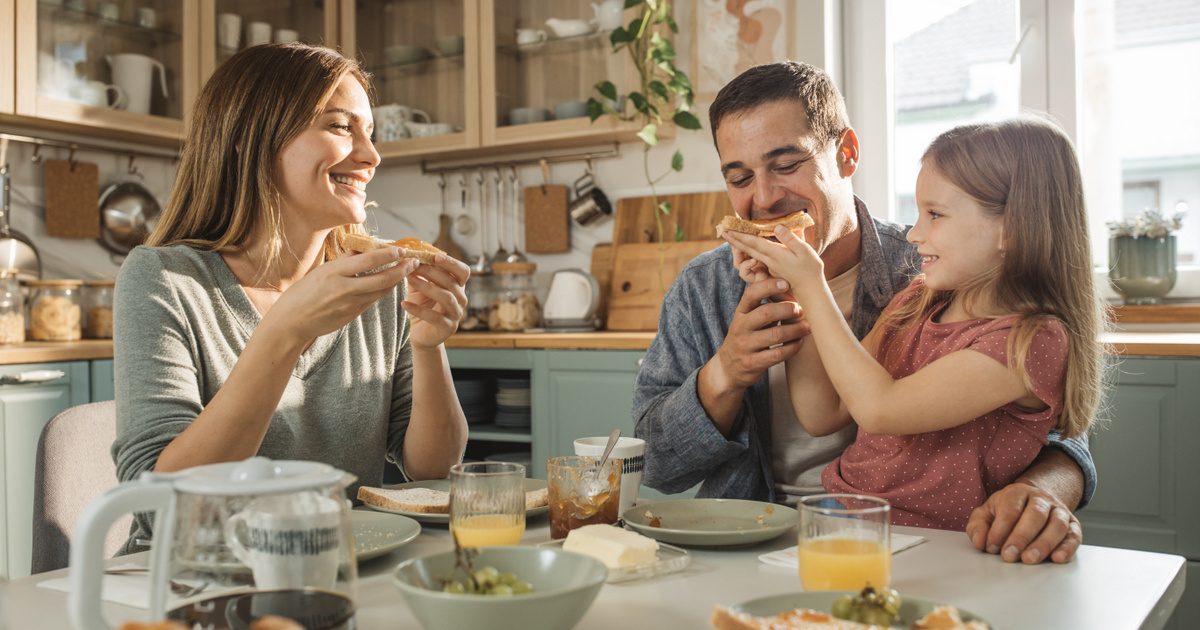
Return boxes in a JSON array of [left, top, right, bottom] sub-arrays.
[[723, 225, 825, 300], [266, 246, 419, 344], [403, 254, 470, 349]]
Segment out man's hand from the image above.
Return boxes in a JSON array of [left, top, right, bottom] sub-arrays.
[[965, 481, 1082, 564]]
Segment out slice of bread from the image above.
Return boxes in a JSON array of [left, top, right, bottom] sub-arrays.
[[343, 233, 444, 264], [525, 487, 549, 510], [715, 212, 815, 239], [357, 486, 450, 514], [710, 607, 875, 630]]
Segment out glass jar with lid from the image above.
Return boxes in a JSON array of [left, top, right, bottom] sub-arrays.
[[489, 262, 540, 331], [27, 279, 83, 342], [82, 279, 116, 339], [461, 271, 493, 331], [0, 272, 25, 344]]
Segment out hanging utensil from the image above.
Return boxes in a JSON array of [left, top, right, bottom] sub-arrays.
[[454, 172, 476, 236], [470, 170, 490, 275], [0, 138, 43, 283], [98, 156, 161, 256], [505, 165, 528, 263], [431, 174, 466, 261], [490, 168, 509, 265]]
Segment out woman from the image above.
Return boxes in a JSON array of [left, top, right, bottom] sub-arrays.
[[112, 44, 469, 551]]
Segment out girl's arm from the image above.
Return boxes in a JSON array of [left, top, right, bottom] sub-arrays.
[[786, 309, 890, 436], [155, 247, 419, 472], [726, 227, 1032, 436]]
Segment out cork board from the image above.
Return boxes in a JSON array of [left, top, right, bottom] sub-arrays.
[[43, 159, 100, 238], [523, 184, 569, 253]]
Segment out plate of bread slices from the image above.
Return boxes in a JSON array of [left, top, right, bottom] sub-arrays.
[[711, 589, 990, 630], [343, 233, 446, 264], [715, 211, 815, 240], [357, 479, 550, 524]]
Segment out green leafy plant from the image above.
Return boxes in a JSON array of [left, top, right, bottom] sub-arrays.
[[587, 0, 702, 243], [1108, 208, 1186, 239]]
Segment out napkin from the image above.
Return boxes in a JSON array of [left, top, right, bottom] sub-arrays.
[[37, 563, 239, 610], [758, 533, 926, 569]]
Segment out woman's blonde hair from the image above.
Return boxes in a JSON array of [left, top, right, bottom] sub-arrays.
[[877, 117, 1106, 438], [149, 44, 372, 276]]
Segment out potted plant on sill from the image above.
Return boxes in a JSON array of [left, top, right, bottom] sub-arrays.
[[586, 0, 702, 244], [1107, 208, 1186, 304]]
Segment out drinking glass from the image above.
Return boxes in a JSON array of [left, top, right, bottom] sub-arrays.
[[546, 455, 621, 539], [797, 494, 891, 591], [449, 462, 526, 547]]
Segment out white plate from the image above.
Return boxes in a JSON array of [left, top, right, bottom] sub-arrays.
[[352, 510, 422, 561], [362, 478, 549, 525], [622, 499, 798, 547], [727, 592, 990, 628], [538, 538, 690, 583]]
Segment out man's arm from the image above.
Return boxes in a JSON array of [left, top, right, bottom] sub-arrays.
[[965, 447, 1086, 564]]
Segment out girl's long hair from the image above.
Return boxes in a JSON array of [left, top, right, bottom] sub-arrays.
[[877, 118, 1106, 438], [148, 44, 372, 277]]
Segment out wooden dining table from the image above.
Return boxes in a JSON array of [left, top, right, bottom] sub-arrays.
[[1, 514, 1185, 629]]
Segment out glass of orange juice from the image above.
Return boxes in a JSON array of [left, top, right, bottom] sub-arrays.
[[449, 462, 526, 547], [797, 494, 890, 592]]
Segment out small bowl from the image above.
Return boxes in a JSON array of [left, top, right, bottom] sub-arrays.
[[385, 44, 430, 64], [553, 100, 589, 120], [436, 35, 465, 56], [392, 546, 606, 630], [508, 107, 550, 125]]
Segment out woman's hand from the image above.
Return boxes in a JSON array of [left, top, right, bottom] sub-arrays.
[[403, 253, 470, 349], [724, 225, 824, 301], [264, 246, 418, 345]]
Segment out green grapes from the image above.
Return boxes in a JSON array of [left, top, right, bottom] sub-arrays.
[[441, 565, 534, 596], [829, 586, 902, 626]]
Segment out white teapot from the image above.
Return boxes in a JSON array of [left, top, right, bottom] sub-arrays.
[[591, 0, 624, 31], [69, 457, 358, 630]]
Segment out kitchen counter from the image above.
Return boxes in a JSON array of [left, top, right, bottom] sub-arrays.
[[3, 331, 1200, 365]]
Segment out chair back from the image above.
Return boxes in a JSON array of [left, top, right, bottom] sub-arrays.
[[31, 401, 130, 574]]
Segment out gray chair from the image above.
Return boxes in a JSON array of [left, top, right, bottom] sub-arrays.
[[31, 400, 131, 574]]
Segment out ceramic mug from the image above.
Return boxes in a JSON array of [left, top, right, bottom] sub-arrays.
[[217, 13, 241, 49], [246, 21, 272, 47], [135, 7, 156, 28], [516, 28, 548, 46], [78, 80, 127, 109], [98, 3, 119, 21], [574, 437, 645, 514], [225, 492, 344, 590], [568, 171, 612, 226], [372, 104, 431, 142]]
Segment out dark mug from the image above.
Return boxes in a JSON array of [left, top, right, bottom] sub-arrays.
[[569, 172, 612, 226]]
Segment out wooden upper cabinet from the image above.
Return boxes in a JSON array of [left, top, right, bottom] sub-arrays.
[[1, 4, 15, 114], [12, 0, 198, 143], [341, 0, 482, 161], [198, 0, 338, 82]]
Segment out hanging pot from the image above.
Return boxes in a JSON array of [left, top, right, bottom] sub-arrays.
[[0, 139, 43, 283], [98, 177, 161, 256]]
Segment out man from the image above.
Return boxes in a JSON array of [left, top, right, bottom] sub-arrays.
[[633, 62, 1095, 565]]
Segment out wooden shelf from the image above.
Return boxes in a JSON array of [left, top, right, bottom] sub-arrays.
[[1111, 302, 1200, 324]]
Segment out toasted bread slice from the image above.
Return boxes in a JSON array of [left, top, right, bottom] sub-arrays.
[[357, 486, 450, 514], [525, 487, 549, 510], [343, 233, 444, 264], [715, 212, 815, 239]]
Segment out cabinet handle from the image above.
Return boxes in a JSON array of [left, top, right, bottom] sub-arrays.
[[0, 369, 67, 385]]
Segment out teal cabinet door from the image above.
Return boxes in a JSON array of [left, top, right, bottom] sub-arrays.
[[91, 359, 114, 402], [0, 361, 90, 579], [535, 350, 643, 472]]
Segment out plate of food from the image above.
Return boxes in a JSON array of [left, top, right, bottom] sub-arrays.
[[352, 510, 422, 561], [358, 479, 550, 525], [712, 588, 989, 629], [622, 499, 798, 547], [538, 524, 691, 584]]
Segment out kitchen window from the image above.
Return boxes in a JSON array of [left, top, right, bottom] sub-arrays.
[[843, 0, 1200, 298]]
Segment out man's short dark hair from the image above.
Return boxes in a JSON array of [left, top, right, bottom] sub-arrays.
[[708, 61, 850, 148]]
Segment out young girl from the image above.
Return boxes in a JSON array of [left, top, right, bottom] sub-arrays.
[[112, 44, 470, 552], [724, 118, 1104, 530]]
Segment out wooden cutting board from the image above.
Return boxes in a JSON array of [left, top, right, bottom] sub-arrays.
[[590, 243, 613, 328], [606, 240, 722, 331], [43, 159, 100, 238], [523, 184, 570, 253], [612, 191, 733, 245]]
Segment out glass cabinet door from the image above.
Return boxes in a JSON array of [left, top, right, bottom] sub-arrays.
[[1, 5, 15, 114], [342, 0, 480, 160], [14, 0, 197, 141], [199, 0, 336, 81], [483, 0, 636, 148]]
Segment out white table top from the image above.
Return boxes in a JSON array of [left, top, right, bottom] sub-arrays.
[[1, 515, 1185, 629]]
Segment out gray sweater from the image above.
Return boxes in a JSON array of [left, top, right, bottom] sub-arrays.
[[111, 245, 412, 550], [633, 199, 1097, 505]]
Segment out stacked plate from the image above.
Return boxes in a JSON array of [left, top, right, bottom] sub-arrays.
[[454, 376, 494, 425], [494, 377, 531, 428]]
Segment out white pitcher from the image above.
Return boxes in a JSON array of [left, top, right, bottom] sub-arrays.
[[591, 0, 624, 31], [106, 53, 168, 115]]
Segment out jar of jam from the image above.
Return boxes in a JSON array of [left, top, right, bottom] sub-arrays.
[[82, 279, 116, 339], [0, 272, 24, 344], [461, 271, 493, 331], [27, 279, 83, 342], [489, 262, 539, 331]]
